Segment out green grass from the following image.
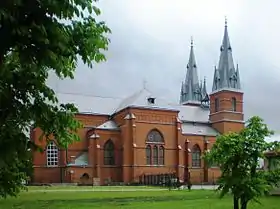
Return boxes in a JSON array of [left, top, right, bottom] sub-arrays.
[[0, 187, 279, 209], [26, 185, 159, 191]]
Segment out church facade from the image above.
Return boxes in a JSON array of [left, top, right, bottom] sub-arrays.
[[31, 21, 244, 185]]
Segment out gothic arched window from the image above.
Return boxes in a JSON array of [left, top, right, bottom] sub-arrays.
[[146, 145, 152, 165], [146, 129, 164, 165], [147, 130, 164, 143], [104, 140, 115, 165], [192, 144, 201, 167], [46, 141, 58, 167], [232, 97, 237, 112], [215, 98, 219, 112]]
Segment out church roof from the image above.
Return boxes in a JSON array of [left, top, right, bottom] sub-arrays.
[[175, 105, 209, 123], [96, 120, 120, 131], [113, 88, 178, 113], [67, 152, 88, 166], [56, 88, 210, 123], [56, 92, 121, 115], [181, 122, 219, 136]]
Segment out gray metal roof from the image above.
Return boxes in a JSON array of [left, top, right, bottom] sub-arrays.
[[96, 120, 120, 131], [67, 152, 88, 166], [181, 122, 219, 136], [113, 88, 178, 113], [56, 92, 121, 115], [173, 104, 210, 123], [212, 20, 241, 92], [56, 87, 210, 123]]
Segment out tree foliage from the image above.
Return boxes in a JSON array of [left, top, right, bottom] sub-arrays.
[[0, 0, 110, 197], [205, 116, 280, 209]]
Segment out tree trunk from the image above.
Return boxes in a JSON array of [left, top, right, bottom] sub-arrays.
[[241, 196, 248, 209], [233, 195, 239, 209]]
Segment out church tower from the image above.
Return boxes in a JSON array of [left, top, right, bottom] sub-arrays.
[[180, 39, 209, 107], [209, 20, 244, 134]]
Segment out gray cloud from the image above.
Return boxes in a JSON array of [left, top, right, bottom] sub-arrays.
[[48, 0, 280, 134]]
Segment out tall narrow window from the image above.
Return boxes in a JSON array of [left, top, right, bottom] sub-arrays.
[[159, 146, 164, 165], [47, 141, 58, 167], [146, 129, 165, 165], [153, 146, 158, 165], [215, 98, 219, 112], [192, 144, 201, 167], [146, 145, 152, 165], [232, 97, 237, 111], [104, 140, 115, 165]]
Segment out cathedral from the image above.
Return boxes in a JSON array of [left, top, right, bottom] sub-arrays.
[[31, 21, 244, 185]]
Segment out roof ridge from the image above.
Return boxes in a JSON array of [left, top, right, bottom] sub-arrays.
[[56, 92, 123, 100]]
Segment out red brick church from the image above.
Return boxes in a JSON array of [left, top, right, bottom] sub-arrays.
[[31, 21, 244, 185]]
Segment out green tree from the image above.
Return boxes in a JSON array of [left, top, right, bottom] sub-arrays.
[[205, 116, 280, 209], [0, 0, 110, 197]]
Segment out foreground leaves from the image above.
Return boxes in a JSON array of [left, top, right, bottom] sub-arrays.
[[0, 0, 110, 197], [205, 116, 280, 209]]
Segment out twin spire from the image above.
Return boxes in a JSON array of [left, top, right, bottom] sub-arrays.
[[212, 19, 241, 92], [180, 38, 209, 106], [180, 19, 241, 106]]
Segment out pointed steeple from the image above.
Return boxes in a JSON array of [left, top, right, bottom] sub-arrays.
[[211, 19, 241, 92], [202, 77, 207, 97], [180, 38, 201, 105]]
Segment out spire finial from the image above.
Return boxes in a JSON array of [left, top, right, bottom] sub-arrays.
[[191, 36, 193, 47], [142, 79, 147, 89], [225, 16, 227, 27]]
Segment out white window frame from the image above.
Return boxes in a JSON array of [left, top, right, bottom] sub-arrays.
[[46, 141, 58, 167]]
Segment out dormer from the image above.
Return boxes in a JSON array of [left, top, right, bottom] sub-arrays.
[[147, 96, 156, 105]]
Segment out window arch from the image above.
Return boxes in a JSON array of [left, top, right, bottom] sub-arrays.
[[232, 97, 237, 111], [104, 140, 115, 165], [146, 145, 152, 165], [146, 129, 164, 143], [146, 129, 165, 165], [159, 146, 164, 165], [46, 141, 58, 167], [192, 144, 201, 167], [215, 98, 219, 112]]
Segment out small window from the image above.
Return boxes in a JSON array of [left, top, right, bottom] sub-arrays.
[[46, 141, 58, 167], [153, 146, 158, 165], [159, 146, 164, 165], [192, 144, 201, 167], [104, 140, 115, 165], [146, 145, 152, 165], [147, 97, 155, 104], [232, 97, 237, 111], [215, 98, 219, 112]]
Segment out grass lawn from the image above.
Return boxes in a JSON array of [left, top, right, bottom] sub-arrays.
[[26, 185, 160, 191], [0, 187, 279, 209]]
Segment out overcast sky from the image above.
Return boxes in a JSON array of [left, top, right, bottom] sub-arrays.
[[48, 0, 280, 137]]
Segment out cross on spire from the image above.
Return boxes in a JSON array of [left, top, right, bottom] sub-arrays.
[[142, 79, 147, 89], [225, 16, 227, 27]]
